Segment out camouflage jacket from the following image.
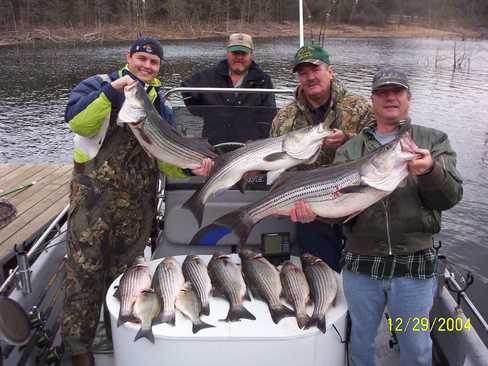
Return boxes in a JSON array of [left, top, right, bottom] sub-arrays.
[[270, 78, 372, 168]]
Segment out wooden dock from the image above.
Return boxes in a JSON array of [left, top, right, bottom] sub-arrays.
[[0, 164, 72, 260]]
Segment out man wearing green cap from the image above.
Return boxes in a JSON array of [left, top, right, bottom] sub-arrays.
[[182, 33, 276, 147], [270, 45, 372, 272]]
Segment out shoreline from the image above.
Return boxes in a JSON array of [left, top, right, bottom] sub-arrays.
[[1, 22, 486, 47]]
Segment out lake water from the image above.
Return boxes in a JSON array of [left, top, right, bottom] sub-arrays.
[[1, 37, 487, 340]]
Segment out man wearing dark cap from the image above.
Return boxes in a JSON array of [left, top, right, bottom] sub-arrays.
[[270, 45, 372, 272], [181, 33, 276, 148], [62, 36, 204, 366], [299, 66, 463, 365]]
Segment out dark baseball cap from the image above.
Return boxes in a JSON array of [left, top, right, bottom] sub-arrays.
[[129, 36, 163, 59], [372, 67, 410, 91], [293, 45, 331, 72]]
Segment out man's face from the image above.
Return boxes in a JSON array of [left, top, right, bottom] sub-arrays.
[[227, 50, 252, 75], [371, 86, 411, 123], [127, 52, 161, 83], [296, 63, 333, 100]]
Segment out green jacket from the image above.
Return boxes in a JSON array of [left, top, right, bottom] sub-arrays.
[[334, 122, 463, 256], [270, 78, 372, 168]]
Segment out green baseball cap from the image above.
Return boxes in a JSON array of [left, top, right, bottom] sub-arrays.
[[293, 45, 331, 72]]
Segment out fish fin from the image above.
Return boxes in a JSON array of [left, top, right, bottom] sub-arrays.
[[117, 313, 137, 327], [306, 315, 327, 333], [134, 326, 155, 344], [113, 286, 120, 299], [266, 169, 286, 185], [190, 209, 254, 246], [201, 302, 210, 316], [236, 178, 247, 194], [263, 152, 288, 162], [244, 287, 252, 301], [297, 313, 311, 330], [269, 304, 295, 324], [269, 170, 301, 193], [338, 185, 366, 194], [182, 190, 204, 227], [225, 304, 256, 322], [343, 210, 363, 223], [159, 312, 176, 326], [193, 320, 215, 334]]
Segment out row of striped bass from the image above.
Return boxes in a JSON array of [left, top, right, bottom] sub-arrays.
[[191, 125, 418, 245], [117, 82, 217, 169], [239, 249, 294, 324], [182, 123, 334, 227]]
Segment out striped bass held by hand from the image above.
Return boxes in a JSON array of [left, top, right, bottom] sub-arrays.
[[190, 123, 418, 245], [182, 123, 334, 227], [239, 249, 294, 324], [117, 82, 218, 169], [207, 252, 256, 322], [301, 254, 338, 333], [152, 257, 185, 326], [182, 255, 212, 316], [114, 256, 152, 327]]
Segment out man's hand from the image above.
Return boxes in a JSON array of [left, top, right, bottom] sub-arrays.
[[323, 128, 347, 149], [290, 200, 316, 223], [408, 148, 434, 176], [191, 158, 215, 177], [111, 75, 136, 92]]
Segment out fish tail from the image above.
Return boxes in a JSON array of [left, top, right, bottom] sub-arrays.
[[190, 209, 254, 245], [296, 312, 311, 330], [192, 320, 215, 334], [269, 304, 295, 324], [201, 302, 210, 316], [117, 313, 136, 327], [182, 190, 205, 227], [215, 210, 254, 245], [134, 326, 155, 344], [307, 315, 327, 333], [160, 311, 176, 326], [226, 304, 256, 322]]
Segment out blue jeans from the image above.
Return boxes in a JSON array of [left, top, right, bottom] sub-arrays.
[[343, 270, 436, 366]]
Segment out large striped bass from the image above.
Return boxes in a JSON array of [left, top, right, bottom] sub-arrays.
[[182, 123, 333, 226], [118, 82, 218, 169], [301, 254, 338, 333], [191, 126, 418, 245]]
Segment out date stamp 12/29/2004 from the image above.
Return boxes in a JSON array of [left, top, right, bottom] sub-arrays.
[[387, 316, 472, 333]]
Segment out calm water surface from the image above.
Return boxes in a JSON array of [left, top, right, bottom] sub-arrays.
[[1, 37, 487, 334]]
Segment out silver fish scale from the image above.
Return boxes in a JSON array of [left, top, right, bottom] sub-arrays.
[[144, 120, 207, 164], [305, 263, 337, 319], [244, 258, 281, 307], [250, 171, 361, 221], [119, 266, 151, 315], [154, 259, 184, 312], [208, 257, 244, 306], [182, 257, 211, 306]]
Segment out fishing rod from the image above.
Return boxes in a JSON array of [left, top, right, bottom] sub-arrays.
[[0, 181, 36, 198]]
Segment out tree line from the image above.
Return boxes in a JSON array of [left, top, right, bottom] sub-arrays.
[[1, 0, 487, 33]]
